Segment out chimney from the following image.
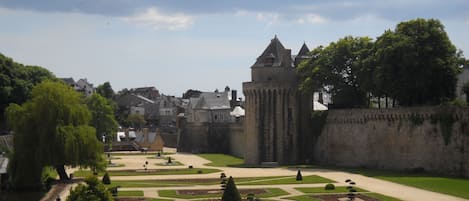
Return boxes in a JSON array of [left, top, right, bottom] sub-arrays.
[[231, 90, 237, 107]]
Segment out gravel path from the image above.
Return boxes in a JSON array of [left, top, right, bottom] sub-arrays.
[[64, 149, 468, 201]]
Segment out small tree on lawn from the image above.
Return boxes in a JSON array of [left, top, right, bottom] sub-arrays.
[[167, 157, 172, 164], [221, 176, 241, 201], [296, 169, 303, 181], [67, 176, 113, 201], [102, 172, 111, 185]]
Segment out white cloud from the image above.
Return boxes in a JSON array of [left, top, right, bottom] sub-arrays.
[[297, 14, 327, 24], [234, 9, 279, 25], [123, 8, 193, 30]]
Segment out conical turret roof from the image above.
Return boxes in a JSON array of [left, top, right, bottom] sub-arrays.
[[252, 36, 288, 68]]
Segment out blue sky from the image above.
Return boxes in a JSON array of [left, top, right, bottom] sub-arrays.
[[0, 0, 468, 96]]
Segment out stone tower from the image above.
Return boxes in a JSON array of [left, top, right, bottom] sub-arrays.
[[243, 36, 312, 165]]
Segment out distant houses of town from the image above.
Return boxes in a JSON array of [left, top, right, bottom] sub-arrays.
[[60, 77, 245, 136]]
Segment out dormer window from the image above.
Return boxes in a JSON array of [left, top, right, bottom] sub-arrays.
[[264, 53, 275, 66]]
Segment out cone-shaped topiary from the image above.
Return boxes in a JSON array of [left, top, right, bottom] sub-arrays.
[[168, 157, 172, 164], [221, 176, 241, 201], [102, 172, 111, 184], [296, 170, 303, 181]]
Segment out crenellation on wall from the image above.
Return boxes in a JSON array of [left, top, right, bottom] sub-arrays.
[[314, 106, 469, 177]]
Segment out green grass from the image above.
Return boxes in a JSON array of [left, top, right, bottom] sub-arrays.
[[284, 195, 321, 201], [285, 193, 401, 201], [197, 154, 244, 167], [103, 175, 332, 188], [345, 168, 469, 199], [42, 166, 58, 179], [111, 152, 175, 156], [365, 193, 403, 201], [158, 188, 288, 199], [73, 168, 220, 177], [144, 199, 173, 201], [118, 190, 144, 197], [295, 186, 366, 194], [239, 175, 334, 185], [155, 161, 184, 166]]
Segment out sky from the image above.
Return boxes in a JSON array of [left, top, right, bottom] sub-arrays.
[[0, 0, 468, 97]]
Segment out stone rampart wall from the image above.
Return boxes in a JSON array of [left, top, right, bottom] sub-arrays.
[[314, 106, 469, 177], [177, 120, 245, 157]]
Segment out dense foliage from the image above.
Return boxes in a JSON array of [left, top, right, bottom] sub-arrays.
[[0, 53, 56, 127], [298, 36, 373, 108], [86, 93, 118, 142], [298, 18, 466, 107], [96, 82, 115, 100], [221, 176, 241, 201], [67, 176, 114, 201], [6, 81, 105, 189]]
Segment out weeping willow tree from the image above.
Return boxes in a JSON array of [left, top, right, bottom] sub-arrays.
[[6, 80, 105, 190]]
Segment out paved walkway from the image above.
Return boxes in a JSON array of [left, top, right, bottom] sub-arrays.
[[68, 149, 468, 201]]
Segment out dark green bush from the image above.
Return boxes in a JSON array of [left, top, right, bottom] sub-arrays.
[[102, 172, 111, 185], [325, 183, 335, 190]]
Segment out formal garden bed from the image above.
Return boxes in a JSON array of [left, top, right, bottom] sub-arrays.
[[104, 175, 333, 188], [159, 188, 288, 199], [74, 168, 220, 177]]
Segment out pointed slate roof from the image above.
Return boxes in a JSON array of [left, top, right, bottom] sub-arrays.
[[252, 36, 288, 68], [294, 42, 312, 67], [297, 42, 310, 57]]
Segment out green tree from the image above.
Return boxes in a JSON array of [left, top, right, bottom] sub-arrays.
[[127, 114, 146, 129], [298, 36, 374, 108], [96, 82, 115, 100], [67, 176, 114, 201], [6, 81, 105, 189], [373, 18, 465, 106], [0, 53, 56, 128], [86, 93, 118, 142], [221, 176, 241, 201], [102, 172, 111, 185]]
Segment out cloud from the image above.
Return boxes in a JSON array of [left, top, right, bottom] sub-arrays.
[[296, 14, 327, 24], [235, 10, 279, 25], [122, 7, 193, 30]]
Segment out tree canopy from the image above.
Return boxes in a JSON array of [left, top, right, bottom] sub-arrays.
[[96, 82, 115, 100], [298, 36, 373, 108], [86, 93, 119, 142], [298, 18, 466, 107], [6, 81, 105, 189], [67, 176, 114, 201], [373, 18, 464, 106], [0, 53, 56, 127]]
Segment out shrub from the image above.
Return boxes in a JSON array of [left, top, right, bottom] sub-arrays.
[[168, 157, 172, 164], [222, 176, 241, 201], [296, 170, 303, 181], [197, 170, 203, 174], [102, 172, 111, 185], [325, 183, 335, 190]]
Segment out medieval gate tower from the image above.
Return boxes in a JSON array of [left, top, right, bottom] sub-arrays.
[[243, 36, 312, 165]]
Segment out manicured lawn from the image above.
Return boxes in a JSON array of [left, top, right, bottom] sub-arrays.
[[118, 190, 144, 197], [144, 199, 173, 201], [103, 175, 331, 188], [73, 168, 220, 177], [284, 195, 321, 201], [158, 188, 288, 199], [155, 161, 184, 166], [295, 186, 366, 194], [239, 175, 334, 185], [347, 168, 469, 199], [285, 193, 402, 201], [111, 152, 174, 156], [365, 193, 403, 201], [197, 154, 244, 167]]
